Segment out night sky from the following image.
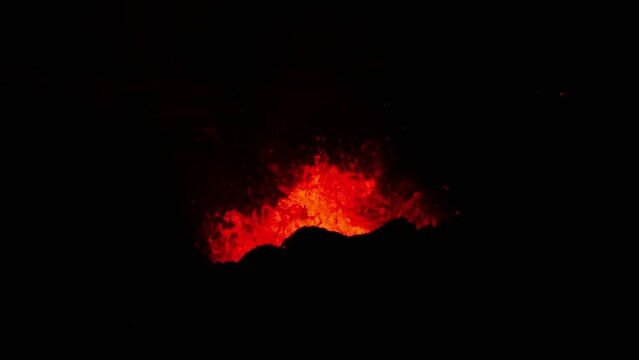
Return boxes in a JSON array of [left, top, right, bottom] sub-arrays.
[[13, 1, 599, 335]]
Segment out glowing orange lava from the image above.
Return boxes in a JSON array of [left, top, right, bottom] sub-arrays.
[[206, 153, 436, 262]]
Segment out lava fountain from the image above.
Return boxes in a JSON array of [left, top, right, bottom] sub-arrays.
[[206, 151, 438, 262]]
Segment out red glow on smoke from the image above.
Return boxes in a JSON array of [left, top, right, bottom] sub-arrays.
[[206, 152, 437, 262]]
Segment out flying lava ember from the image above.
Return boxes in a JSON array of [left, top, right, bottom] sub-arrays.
[[206, 150, 439, 263]]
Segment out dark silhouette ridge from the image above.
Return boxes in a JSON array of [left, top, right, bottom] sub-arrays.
[[236, 218, 427, 271], [129, 218, 512, 331], [126, 214, 588, 353], [234, 217, 469, 271]]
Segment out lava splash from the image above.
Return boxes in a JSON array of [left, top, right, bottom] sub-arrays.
[[206, 153, 437, 262]]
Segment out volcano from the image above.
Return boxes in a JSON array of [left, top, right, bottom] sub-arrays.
[[206, 150, 447, 263], [35, 1, 592, 346]]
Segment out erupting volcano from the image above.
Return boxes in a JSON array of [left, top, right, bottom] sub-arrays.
[[206, 151, 439, 262]]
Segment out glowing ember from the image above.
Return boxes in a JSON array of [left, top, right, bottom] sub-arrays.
[[206, 153, 436, 262]]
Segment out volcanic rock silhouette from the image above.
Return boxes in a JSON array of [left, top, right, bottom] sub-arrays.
[[236, 217, 461, 274], [125, 215, 587, 354], [200, 218, 481, 322], [237, 218, 428, 272]]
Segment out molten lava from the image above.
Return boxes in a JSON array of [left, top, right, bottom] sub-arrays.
[[207, 153, 436, 262]]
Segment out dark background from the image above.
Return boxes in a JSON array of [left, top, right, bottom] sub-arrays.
[[11, 0, 605, 336]]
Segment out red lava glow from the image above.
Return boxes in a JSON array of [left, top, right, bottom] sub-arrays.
[[206, 153, 437, 262]]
